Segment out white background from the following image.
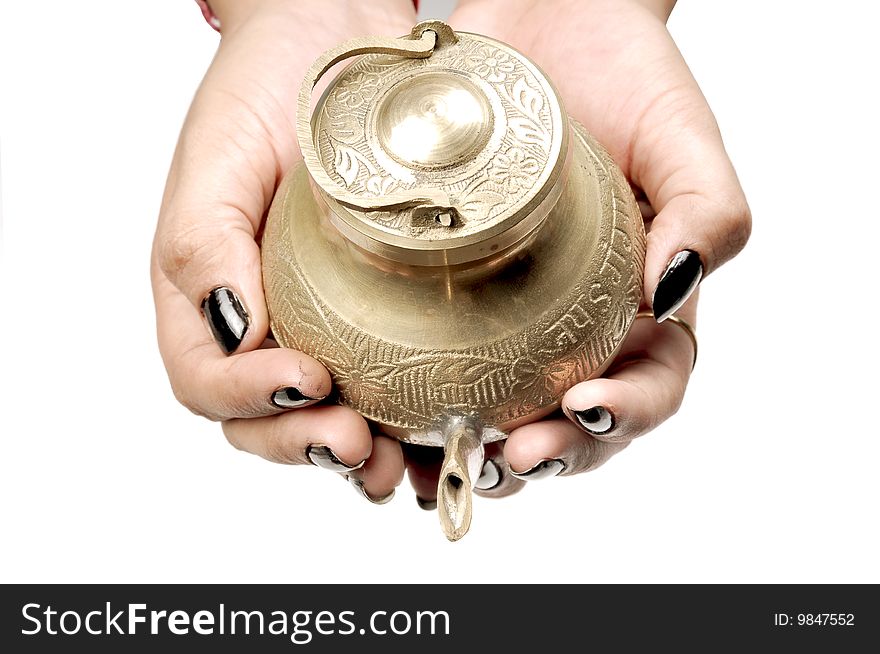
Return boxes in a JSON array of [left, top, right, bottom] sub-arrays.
[[1, 1, 878, 584]]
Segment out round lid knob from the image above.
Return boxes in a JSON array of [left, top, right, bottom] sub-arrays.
[[306, 22, 569, 265], [375, 72, 493, 170]]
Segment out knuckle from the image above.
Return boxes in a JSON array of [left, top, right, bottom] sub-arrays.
[[725, 200, 752, 255], [155, 227, 198, 279], [168, 378, 216, 421], [219, 355, 270, 418], [581, 441, 605, 473], [653, 365, 687, 422], [155, 220, 228, 290], [264, 419, 301, 465], [165, 343, 223, 421], [665, 384, 685, 418], [222, 423, 247, 453], [713, 194, 752, 261], [620, 375, 667, 435], [168, 380, 197, 414], [579, 440, 629, 474]]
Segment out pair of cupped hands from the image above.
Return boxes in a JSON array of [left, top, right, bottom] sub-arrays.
[[152, 0, 750, 507]]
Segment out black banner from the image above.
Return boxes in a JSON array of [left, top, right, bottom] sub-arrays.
[[1, 584, 876, 652]]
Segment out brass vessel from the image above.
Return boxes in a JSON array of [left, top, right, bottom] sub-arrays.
[[261, 21, 646, 540]]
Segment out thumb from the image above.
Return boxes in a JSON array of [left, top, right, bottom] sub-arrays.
[[633, 93, 752, 322], [154, 206, 268, 354], [153, 103, 281, 354]]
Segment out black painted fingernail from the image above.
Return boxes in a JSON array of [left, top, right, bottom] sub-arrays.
[[652, 250, 703, 322], [272, 387, 321, 409], [474, 459, 501, 490], [416, 496, 437, 511], [201, 287, 249, 354], [509, 459, 565, 481], [306, 445, 365, 473], [348, 477, 394, 505], [573, 406, 615, 436]]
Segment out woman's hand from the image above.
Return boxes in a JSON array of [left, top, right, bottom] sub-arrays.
[[152, 0, 416, 502], [406, 0, 750, 503]]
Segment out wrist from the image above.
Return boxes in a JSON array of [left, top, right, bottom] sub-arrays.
[[631, 0, 676, 22], [207, 0, 302, 31], [207, 0, 417, 36], [455, 0, 675, 23]]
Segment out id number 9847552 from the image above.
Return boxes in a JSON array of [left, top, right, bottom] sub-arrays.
[[773, 613, 854, 627]]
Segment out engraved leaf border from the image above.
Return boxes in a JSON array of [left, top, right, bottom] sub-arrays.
[[500, 76, 551, 149], [456, 72, 553, 217], [332, 140, 398, 198]]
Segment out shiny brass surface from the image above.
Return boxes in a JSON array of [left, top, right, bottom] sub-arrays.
[[263, 21, 646, 540], [303, 24, 568, 266], [374, 72, 492, 170], [296, 25, 455, 223], [263, 120, 644, 444], [436, 416, 484, 542]]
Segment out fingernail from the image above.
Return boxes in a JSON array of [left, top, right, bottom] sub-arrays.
[[348, 477, 395, 505], [416, 496, 437, 511], [652, 250, 703, 322], [509, 459, 565, 481], [306, 445, 365, 473], [474, 459, 501, 490], [272, 386, 321, 409], [201, 287, 249, 354], [572, 406, 615, 436]]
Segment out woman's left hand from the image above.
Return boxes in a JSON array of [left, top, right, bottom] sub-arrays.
[[404, 0, 748, 502]]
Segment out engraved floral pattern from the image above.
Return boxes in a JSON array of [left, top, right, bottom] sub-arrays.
[[366, 174, 397, 196], [331, 360, 389, 407], [333, 71, 380, 109], [510, 357, 578, 408], [488, 147, 540, 193], [314, 34, 560, 237], [466, 46, 516, 83], [333, 141, 398, 197], [264, 124, 647, 435], [502, 77, 551, 148]]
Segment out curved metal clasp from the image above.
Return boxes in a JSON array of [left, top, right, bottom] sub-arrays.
[[297, 22, 461, 221]]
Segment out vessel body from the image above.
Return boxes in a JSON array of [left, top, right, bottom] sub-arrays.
[[263, 121, 645, 445], [262, 24, 645, 447]]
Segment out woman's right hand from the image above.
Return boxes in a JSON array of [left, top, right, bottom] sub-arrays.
[[151, 0, 417, 503]]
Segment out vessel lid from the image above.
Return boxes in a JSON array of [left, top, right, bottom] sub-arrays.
[[300, 21, 568, 265]]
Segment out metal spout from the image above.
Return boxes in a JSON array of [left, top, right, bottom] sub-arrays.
[[437, 416, 484, 541]]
